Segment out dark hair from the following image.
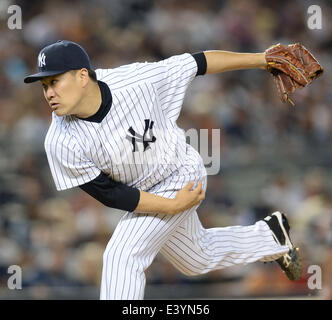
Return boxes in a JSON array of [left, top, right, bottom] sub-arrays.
[[88, 69, 97, 82]]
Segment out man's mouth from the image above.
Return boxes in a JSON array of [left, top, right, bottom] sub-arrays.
[[50, 102, 59, 109]]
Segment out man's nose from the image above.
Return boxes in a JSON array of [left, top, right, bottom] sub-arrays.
[[45, 87, 55, 100]]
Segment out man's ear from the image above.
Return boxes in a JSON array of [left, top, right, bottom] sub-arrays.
[[78, 68, 89, 87]]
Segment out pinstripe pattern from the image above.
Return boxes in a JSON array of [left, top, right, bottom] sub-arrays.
[[99, 146, 289, 299], [43, 53, 290, 300], [44, 53, 196, 191]]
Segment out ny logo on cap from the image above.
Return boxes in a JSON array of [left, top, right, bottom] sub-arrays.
[[38, 52, 46, 68]]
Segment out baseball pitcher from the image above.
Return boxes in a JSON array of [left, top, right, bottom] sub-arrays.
[[24, 40, 322, 299]]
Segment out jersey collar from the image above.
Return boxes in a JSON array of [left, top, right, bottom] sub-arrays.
[[77, 80, 112, 123]]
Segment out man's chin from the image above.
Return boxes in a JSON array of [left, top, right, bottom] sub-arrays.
[[54, 108, 68, 117]]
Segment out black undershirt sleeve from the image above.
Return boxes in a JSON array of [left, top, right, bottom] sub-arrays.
[[192, 52, 207, 76], [79, 172, 140, 212]]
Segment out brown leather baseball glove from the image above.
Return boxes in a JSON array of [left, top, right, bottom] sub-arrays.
[[265, 43, 323, 105]]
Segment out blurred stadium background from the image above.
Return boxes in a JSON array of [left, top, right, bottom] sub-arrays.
[[0, 0, 331, 299]]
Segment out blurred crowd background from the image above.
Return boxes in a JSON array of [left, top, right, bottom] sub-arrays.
[[0, 0, 331, 299]]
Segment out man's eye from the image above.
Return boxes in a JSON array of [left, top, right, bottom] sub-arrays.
[[51, 80, 57, 85]]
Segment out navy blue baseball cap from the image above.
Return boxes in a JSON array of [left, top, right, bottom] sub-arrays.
[[24, 40, 91, 83]]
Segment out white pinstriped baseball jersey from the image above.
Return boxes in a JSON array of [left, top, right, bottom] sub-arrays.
[[44, 53, 198, 192]]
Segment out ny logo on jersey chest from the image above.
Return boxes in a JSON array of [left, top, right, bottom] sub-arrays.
[[126, 119, 156, 152]]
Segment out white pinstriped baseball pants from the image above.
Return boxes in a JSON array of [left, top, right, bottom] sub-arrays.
[[100, 145, 289, 299], [100, 180, 289, 300]]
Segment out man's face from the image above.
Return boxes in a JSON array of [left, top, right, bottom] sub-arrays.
[[41, 71, 84, 117]]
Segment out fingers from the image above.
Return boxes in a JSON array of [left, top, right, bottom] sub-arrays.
[[183, 181, 205, 203], [193, 181, 203, 194], [192, 181, 205, 202], [184, 181, 204, 192], [184, 181, 195, 190]]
